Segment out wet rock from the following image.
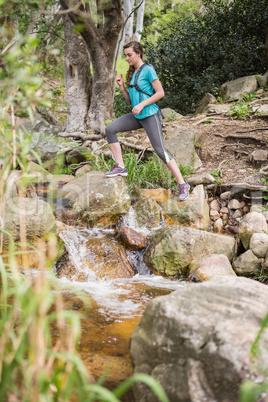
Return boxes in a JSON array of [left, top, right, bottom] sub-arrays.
[[164, 185, 210, 230], [130, 276, 268, 402], [239, 212, 267, 249], [135, 197, 162, 228], [143, 225, 235, 277], [136, 188, 172, 205], [220, 75, 258, 101], [232, 250, 261, 276], [118, 226, 147, 251], [1, 197, 56, 245], [59, 171, 131, 227], [249, 233, 268, 258], [189, 254, 236, 282], [56, 237, 135, 280]]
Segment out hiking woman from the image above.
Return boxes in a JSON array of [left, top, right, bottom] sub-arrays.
[[105, 41, 190, 201]]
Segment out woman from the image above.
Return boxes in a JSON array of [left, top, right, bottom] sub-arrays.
[[105, 41, 190, 201]]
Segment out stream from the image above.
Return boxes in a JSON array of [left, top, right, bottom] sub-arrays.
[[38, 199, 186, 390]]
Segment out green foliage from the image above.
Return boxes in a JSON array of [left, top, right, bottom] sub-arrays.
[[228, 101, 254, 119], [145, 0, 268, 115]]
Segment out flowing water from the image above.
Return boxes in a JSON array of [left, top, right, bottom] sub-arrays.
[[52, 207, 186, 389]]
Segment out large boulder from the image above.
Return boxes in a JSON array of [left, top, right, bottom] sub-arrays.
[[135, 197, 162, 228], [1, 197, 56, 245], [220, 75, 258, 101], [164, 124, 202, 169], [195, 93, 217, 115], [59, 171, 131, 227], [164, 185, 210, 230], [143, 225, 235, 277], [239, 212, 267, 249], [130, 276, 268, 402], [189, 254, 236, 282], [56, 237, 135, 280]]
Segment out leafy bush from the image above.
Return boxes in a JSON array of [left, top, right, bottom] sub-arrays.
[[145, 0, 268, 115]]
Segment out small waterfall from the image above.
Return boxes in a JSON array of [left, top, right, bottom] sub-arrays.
[[56, 223, 185, 319]]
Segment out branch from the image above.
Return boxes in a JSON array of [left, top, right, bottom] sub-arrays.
[[113, 0, 145, 72], [120, 140, 153, 152]]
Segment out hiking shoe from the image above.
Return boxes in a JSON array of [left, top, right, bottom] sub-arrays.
[[174, 181, 190, 201], [105, 163, 128, 178]]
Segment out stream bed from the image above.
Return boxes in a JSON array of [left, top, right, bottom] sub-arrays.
[[51, 222, 186, 389]]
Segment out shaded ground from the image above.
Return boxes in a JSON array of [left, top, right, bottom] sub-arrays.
[[176, 114, 268, 187]]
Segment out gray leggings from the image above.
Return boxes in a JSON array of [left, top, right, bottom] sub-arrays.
[[105, 112, 173, 164]]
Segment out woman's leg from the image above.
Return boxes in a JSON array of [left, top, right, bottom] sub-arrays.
[[105, 113, 141, 167], [140, 114, 185, 184]]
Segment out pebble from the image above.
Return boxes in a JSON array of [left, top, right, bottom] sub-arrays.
[[220, 191, 231, 200]]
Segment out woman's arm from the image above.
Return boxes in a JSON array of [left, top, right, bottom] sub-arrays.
[[116, 74, 131, 104], [132, 79, 164, 116]]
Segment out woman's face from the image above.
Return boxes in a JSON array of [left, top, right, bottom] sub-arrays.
[[124, 47, 141, 67]]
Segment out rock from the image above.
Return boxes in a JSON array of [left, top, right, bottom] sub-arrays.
[[30, 131, 63, 162], [263, 252, 268, 273], [56, 237, 135, 280], [59, 171, 131, 227], [220, 191, 231, 200], [232, 209, 243, 220], [252, 104, 268, 117], [220, 206, 229, 214], [225, 225, 239, 235], [263, 210, 268, 222], [143, 225, 235, 277], [249, 233, 268, 258], [257, 70, 268, 87], [232, 249, 261, 276], [250, 150, 268, 166], [201, 104, 231, 114], [250, 204, 263, 213], [214, 218, 223, 233], [210, 199, 220, 211], [136, 188, 172, 205], [219, 75, 258, 101], [228, 199, 241, 209], [195, 93, 217, 115], [164, 124, 202, 169], [189, 254, 236, 282], [239, 212, 268, 249], [26, 161, 50, 178], [243, 205, 250, 214], [36, 106, 63, 129], [210, 210, 220, 220], [44, 174, 75, 187], [161, 108, 183, 120], [187, 173, 215, 186], [135, 197, 162, 228], [164, 185, 210, 230], [1, 197, 55, 245], [117, 226, 147, 251], [66, 147, 93, 164], [130, 276, 268, 402], [75, 165, 92, 176]]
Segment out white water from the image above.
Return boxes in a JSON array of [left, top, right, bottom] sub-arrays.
[[56, 222, 185, 320]]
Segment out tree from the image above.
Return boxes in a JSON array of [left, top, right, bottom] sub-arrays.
[[60, 0, 123, 134]]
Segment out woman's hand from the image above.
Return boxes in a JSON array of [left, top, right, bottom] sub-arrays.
[[132, 103, 144, 116], [116, 74, 124, 88]]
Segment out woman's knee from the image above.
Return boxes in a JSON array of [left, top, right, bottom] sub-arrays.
[[105, 124, 117, 144]]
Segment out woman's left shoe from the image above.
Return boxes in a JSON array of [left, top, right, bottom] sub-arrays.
[[174, 182, 190, 201]]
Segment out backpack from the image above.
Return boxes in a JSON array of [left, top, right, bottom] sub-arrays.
[[128, 63, 164, 120]]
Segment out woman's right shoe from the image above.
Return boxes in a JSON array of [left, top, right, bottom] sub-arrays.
[[105, 163, 128, 177], [174, 181, 190, 201]]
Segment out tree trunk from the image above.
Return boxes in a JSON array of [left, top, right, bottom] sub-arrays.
[[133, 0, 145, 42], [265, 26, 268, 62], [62, 13, 92, 132], [60, 0, 123, 134], [123, 0, 134, 44]]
